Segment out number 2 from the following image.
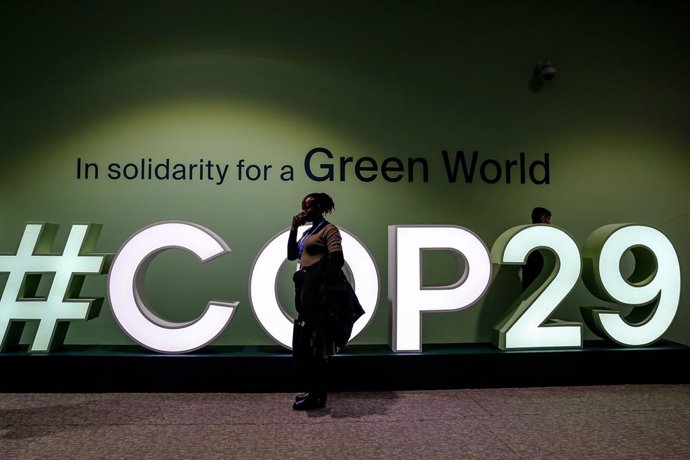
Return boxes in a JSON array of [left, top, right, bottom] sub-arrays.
[[491, 225, 582, 350]]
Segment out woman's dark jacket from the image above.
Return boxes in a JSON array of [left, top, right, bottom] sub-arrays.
[[295, 256, 364, 350]]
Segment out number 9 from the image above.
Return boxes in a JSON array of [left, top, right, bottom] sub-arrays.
[[581, 224, 681, 346]]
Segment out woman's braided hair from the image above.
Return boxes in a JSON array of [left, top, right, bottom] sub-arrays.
[[306, 192, 335, 215]]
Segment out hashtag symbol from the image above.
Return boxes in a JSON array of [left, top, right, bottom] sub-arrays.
[[0, 223, 109, 352]]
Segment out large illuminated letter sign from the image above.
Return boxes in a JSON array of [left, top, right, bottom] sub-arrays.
[[0, 223, 108, 352], [389, 226, 491, 352], [108, 222, 238, 353], [581, 224, 680, 346], [491, 225, 582, 350], [250, 226, 378, 349]]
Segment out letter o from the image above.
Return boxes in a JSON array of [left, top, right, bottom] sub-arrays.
[[250, 226, 379, 349]]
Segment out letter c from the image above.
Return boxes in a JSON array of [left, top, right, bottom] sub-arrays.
[[108, 221, 238, 353]]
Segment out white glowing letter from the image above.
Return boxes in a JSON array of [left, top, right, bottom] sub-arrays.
[[389, 225, 491, 352], [108, 222, 237, 353], [250, 226, 378, 349], [581, 224, 680, 346], [492, 225, 582, 350]]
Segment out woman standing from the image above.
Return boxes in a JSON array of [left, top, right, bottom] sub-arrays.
[[287, 192, 345, 410]]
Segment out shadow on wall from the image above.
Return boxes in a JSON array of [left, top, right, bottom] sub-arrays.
[[476, 265, 522, 343]]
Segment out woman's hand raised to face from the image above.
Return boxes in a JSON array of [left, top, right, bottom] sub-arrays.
[[291, 212, 306, 231]]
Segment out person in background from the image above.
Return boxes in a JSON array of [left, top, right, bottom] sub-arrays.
[[521, 207, 552, 290]]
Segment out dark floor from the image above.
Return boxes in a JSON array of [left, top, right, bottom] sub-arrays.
[[2, 384, 689, 459]]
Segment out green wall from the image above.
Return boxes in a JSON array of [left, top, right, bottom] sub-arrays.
[[0, 0, 688, 347]]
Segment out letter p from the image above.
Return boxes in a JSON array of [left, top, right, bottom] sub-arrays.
[[388, 226, 491, 352]]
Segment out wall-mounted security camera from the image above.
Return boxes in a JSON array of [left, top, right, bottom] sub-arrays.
[[536, 61, 556, 81], [529, 60, 557, 92]]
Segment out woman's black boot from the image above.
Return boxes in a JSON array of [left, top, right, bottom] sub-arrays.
[[292, 390, 326, 410]]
